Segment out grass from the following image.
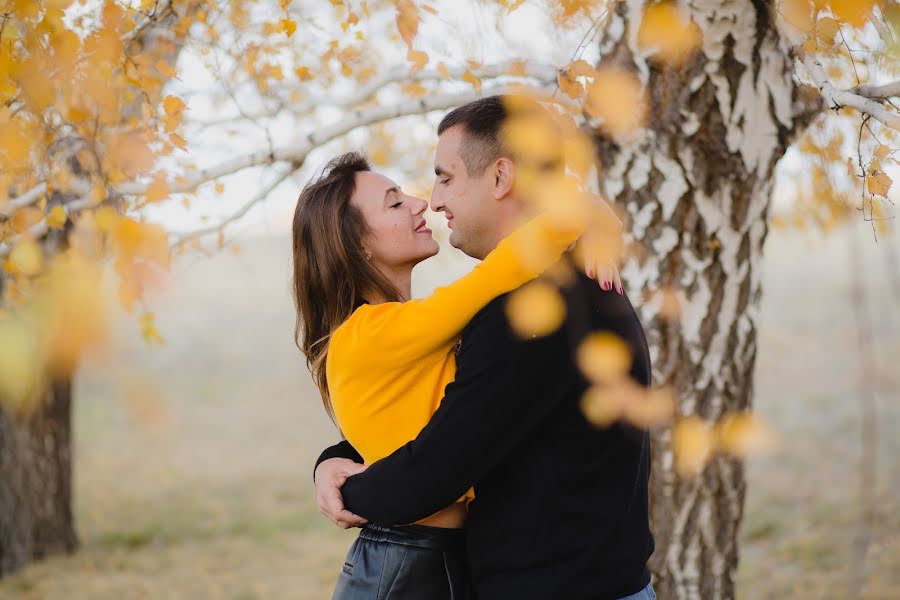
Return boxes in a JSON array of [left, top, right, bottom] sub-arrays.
[[0, 222, 898, 599]]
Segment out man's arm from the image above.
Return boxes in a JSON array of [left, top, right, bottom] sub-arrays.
[[340, 296, 575, 525], [313, 440, 363, 480], [313, 440, 367, 529]]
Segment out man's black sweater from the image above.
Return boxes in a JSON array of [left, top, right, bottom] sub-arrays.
[[316, 268, 655, 599]]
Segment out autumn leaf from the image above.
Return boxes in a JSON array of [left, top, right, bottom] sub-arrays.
[[462, 70, 481, 92], [395, 0, 420, 48], [816, 16, 839, 45], [9, 239, 43, 276], [576, 332, 632, 383], [145, 172, 170, 203], [295, 66, 315, 81], [506, 281, 566, 338], [155, 59, 177, 78], [279, 18, 297, 37], [637, 2, 702, 64], [46, 205, 67, 230], [163, 95, 187, 117], [716, 413, 777, 457], [557, 68, 584, 100], [867, 169, 892, 197], [825, 0, 877, 27], [584, 67, 647, 139], [407, 48, 429, 71]]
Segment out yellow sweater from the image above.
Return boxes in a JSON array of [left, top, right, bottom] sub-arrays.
[[325, 214, 580, 510]]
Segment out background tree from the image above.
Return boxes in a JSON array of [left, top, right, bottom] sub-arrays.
[[0, 0, 896, 596]]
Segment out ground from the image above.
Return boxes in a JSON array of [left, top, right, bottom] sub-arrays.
[[0, 221, 897, 599]]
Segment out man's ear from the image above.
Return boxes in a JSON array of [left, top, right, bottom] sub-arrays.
[[493, 157, 515, 200]]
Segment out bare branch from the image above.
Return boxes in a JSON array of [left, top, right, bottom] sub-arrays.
[[0, 194, 97, 259], [118, 84, 554, 197], [1, 183, 47, 219], [851, 80, 900, 100], [187, 60, 557, 128], [168, 165, 297, 248], [803, 55, 900, 131]]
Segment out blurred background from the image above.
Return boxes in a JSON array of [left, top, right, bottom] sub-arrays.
[[1, 0, 899, 598], [0, 216, 897, 599]]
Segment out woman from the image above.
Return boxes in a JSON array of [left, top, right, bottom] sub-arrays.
[[291, 151, 618, 599]]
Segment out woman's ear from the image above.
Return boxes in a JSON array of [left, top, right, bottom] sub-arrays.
[[493, 157, 515, 200]]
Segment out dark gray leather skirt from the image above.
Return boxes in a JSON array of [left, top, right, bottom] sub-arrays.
[[331, 523, 472, 600]]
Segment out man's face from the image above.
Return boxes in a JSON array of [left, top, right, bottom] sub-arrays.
[[431, 125, 499, 260]]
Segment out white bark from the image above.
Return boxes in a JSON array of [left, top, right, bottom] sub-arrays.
[[594, 1, 821, 598]]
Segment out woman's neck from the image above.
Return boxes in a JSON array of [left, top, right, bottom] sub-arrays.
[[365, 264, 413, 303]]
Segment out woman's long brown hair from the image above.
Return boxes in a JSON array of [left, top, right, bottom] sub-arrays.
[[291, 152, 402, 422]]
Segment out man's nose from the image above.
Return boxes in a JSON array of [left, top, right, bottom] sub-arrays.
[[430, 190, 445, 213]]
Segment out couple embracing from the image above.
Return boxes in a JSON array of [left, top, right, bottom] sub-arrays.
[[292, 95, 656, 600]]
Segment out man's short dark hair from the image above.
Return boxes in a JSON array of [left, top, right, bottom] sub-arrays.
[[438, 94, 562, 177], [437, 95, 509, 177]]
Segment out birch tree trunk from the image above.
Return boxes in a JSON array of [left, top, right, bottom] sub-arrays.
[[593, 1, 822, 597], [0, 2, 200, 577]]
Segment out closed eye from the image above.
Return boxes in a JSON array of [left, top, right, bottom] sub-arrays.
[[390, 201, 402, 208], [440, 178, 450, 185]]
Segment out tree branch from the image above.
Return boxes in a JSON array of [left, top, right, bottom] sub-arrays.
[[118, 84, 552, 197], [187, 60, 557, 128], [803, 55, 900, 131], [851, 80, 900, 100], [168, 164, 297, 248]]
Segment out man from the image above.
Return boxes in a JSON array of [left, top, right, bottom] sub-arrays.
[[314, 95, 655, 600]]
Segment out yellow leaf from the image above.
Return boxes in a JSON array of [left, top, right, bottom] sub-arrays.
[[46, 205, 67, 230], [94, 206, 120, 232], [816, 16, 839, 45], [581, 385, 624, 427], [0, 317, 41, 408], [568, 59, 597, 78], [407, 48, 429, 72], [779, 0, 814, 34], [867, 169, 892, 197], [43, 253, 109, 373], [401, 82, 427, 97], [214, 182, 225, 194], [637, 2, 702, 65], [139, 311, 165, 345], [437, 62, 451, 80], [279, 18, 297, 37], [145, 173, 170, 203], [396, 0, 420, 47], [557, 69, 584, 100], [10, 239, 43, 276], [462, 70, 481, 92], [826, 0, 876, 27], [673, 416, 715, 475], [584, 67, 647, 139], [576, 332, 632, 383], [716, 413, 777, 457], [506, 281, 565, 338], [163, 95, 187, 117], [295, 66, 315, 81], [170, 133, 188, 150], [155, 59, 177, 78], [624, 386, 676, 428]]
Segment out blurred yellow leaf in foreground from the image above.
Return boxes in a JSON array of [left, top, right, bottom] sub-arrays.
[[506, 281, 565, 338]]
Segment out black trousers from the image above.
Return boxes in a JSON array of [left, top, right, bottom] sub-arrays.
[[332, 523, 473, 600]]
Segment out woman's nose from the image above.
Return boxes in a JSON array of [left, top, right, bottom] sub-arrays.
[[410, 197, 428, 215]]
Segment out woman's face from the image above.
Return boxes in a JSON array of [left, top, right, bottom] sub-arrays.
[[350, 170, 439, 272]]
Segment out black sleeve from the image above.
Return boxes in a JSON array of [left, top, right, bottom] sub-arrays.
[[341, 297, 574, 525], [313, 440, 364, 482]]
